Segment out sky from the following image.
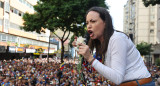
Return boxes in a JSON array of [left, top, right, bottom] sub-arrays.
[[105, 0, 128, 31]]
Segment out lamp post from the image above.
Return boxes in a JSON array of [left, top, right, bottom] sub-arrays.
[[47, 35, 51, 63]]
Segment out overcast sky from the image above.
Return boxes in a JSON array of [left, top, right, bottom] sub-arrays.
[[105, 0, 128, 31]]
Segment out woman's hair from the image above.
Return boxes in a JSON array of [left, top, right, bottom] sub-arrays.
[[86, 7, 114, 59]]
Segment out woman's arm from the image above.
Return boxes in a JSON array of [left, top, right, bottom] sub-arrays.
[[92, 36, 128, 85]]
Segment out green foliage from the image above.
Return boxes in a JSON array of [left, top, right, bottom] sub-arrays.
[[69, 35, 75, 48], [21, 0, 108, 62], [24, 44, 30, 48], [15, 42, 19, 47], [7, 41, 11, 46], [155, 58, 160, 66], [21, 0, 107, 35], [136, 42, 153, 56], [142, 0, 160, 7]]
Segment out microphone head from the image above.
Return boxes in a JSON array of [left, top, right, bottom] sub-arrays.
[[84, 32, 90, 45]]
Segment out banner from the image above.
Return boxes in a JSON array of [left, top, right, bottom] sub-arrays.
[[43, 49, 55, 53], [16, 47, 24, 53], [8, 46, 24, 53], [9, 46, 16, 53], [26, 48, 36, 53], [36, 48, 44, 53]]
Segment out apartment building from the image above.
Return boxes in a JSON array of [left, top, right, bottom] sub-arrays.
[[123, 0, 136, 42], [124, 0, 160, 44], [0, 0, 57, 56], [124, 0, 160, 63]]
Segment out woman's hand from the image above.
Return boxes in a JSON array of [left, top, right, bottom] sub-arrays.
[[72, 36, 94, 63], [78, 43, 94, 63]]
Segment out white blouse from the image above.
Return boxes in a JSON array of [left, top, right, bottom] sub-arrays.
[[92, 31, 151, 85]]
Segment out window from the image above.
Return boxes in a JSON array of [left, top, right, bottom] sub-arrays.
[[29, 5, 32, 9], [22, 38, 26, 44], [8, 35, 12, 42], [10, 7, 14, 12], [150, 29, 154, 33], [18, 12, 22, 16], [0, 1, 4, 8], [19, 0, 22, 3], [22, 0, 25, 4], [16, 10, 19, 15], [150, 22, 154, 26], [150, 15, 155, 21], [12, 36, 16, 42], [24, 1, 27, 5], [10, 6, 24, 17], [13, 8, 18, 14], [27, 3, 30, 7], [154, 54, 159, 58], [18, 11, 24, 16], [151, 7, 155, 13], [2, 34, 7, 41]]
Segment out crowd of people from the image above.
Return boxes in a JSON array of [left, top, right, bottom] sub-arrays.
[[0, 57, 110, 86], [0, 57, 159, 86], [146, 63, 160, 86]]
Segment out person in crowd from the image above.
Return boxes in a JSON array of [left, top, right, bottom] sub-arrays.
[[72, 6, 155, 86]]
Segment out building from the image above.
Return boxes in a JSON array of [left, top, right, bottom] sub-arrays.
[[124, 0, 160, 64], [124, 0, 160, 44], [0, 0, 58, 58], [123, 0, 136, 42]]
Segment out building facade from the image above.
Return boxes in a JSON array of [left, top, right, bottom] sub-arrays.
[[124, 0, 160, 44], [0, 0, 58, 57], [124, 0, 160, 64], [123, 0, 136, 42]]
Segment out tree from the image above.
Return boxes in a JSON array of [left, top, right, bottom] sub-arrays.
[[24, 44, 29, 48], [142, 0, 160, 7], [15, 42, 19, 47], [69, 34, 75, 48], [136, 42, 152, 56], [21, 0, 107, 63], [7, 41, 11, 46], [155, 58, 160, 66]]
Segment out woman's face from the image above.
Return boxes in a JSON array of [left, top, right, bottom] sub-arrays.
[[86, 11, 105, 41]]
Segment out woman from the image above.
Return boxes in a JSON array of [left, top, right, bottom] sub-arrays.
[[73, 7, 155, 86]]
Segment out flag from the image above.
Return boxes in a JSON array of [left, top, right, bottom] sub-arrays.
[[60, 62, 65, 70], [1, 82, 4, 86], [93, 54, 102, 62], [83, 60, 92, 73], [83, 52, 102, 73]]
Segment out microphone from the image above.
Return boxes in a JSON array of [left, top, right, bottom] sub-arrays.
[[84, 32, 90, 45]]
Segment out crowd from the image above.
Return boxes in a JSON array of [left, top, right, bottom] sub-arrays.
[[0, 57, 110, 86], [0, 57, 159, 86], [146, 63, 160, 86]]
